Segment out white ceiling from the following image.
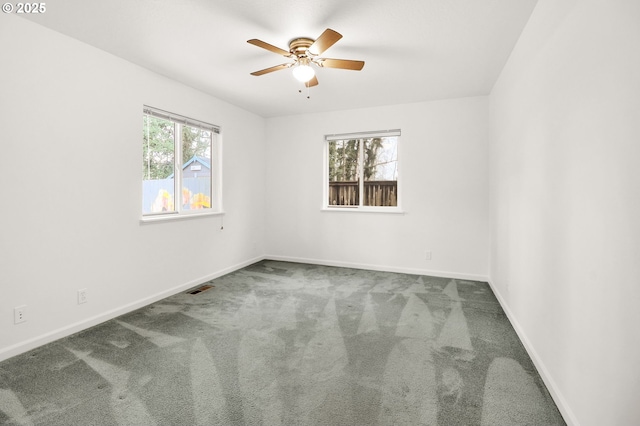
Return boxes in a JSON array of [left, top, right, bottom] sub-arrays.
[[21, 0, 538, 118]]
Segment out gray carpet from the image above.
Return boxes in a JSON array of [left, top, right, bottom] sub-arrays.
[[0, 261, 565, 425]]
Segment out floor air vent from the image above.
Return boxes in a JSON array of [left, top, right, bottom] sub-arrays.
[[188, 285, 213, 295]]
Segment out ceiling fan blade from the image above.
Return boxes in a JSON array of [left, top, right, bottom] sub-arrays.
[[308, 29, 342, 55], [317, 58, 365, 71], [305, 75, 319, 88], [250, 63, 292, 76], [247, 39, 291, 57]]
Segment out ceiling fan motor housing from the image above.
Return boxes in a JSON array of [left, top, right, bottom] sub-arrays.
[[289, 38, 315, 58]]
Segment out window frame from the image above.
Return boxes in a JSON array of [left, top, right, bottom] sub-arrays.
[[141, 106, 223, 222], [322, 129, 402, 213]]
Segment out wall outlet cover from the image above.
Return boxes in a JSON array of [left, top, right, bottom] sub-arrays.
[[14, 305, 27, 324], [78, 289, 88, 304]]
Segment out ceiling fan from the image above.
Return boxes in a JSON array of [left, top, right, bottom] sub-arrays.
[[247, 28, 365, 88]]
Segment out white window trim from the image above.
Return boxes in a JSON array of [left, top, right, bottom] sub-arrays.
[[320, 207, 405, 214], [322, 129, 403, 213], [140, 210, 225, 224], [141, 106, 223, 221]]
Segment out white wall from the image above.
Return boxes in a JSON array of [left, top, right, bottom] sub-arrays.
[[265, 98, 489, 280], [489, 1, 640, 425], [0, 16, 266, 361]]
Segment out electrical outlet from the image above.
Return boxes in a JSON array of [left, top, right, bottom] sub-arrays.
[[425, 250, 432, 260], [78, 288, 88, 304], [14, 305, 27, 324]]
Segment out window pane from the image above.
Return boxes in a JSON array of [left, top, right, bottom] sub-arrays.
[[363, 137, 398, 206], [181, 125, 213, 210], [328, 139, 360, 206], [142, 115, 175, 214]]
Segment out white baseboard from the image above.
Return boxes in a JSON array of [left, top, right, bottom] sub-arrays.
[[0, 255, 266, 363], [264, 255, 489, 282], [486, 278, 579, 426]]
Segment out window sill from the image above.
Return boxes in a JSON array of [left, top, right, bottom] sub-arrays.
[[321, 207, 405, 214], [140, 210, 224, 224]]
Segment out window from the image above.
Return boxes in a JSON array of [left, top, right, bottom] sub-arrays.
[[325, 129, 400, 210], [142, 106, 221, 218]]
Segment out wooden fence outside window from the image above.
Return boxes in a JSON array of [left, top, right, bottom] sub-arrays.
[[328, 180, 397, 207]]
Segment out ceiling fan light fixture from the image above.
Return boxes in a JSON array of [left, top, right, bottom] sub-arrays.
[[292, 62, 315, 83]]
